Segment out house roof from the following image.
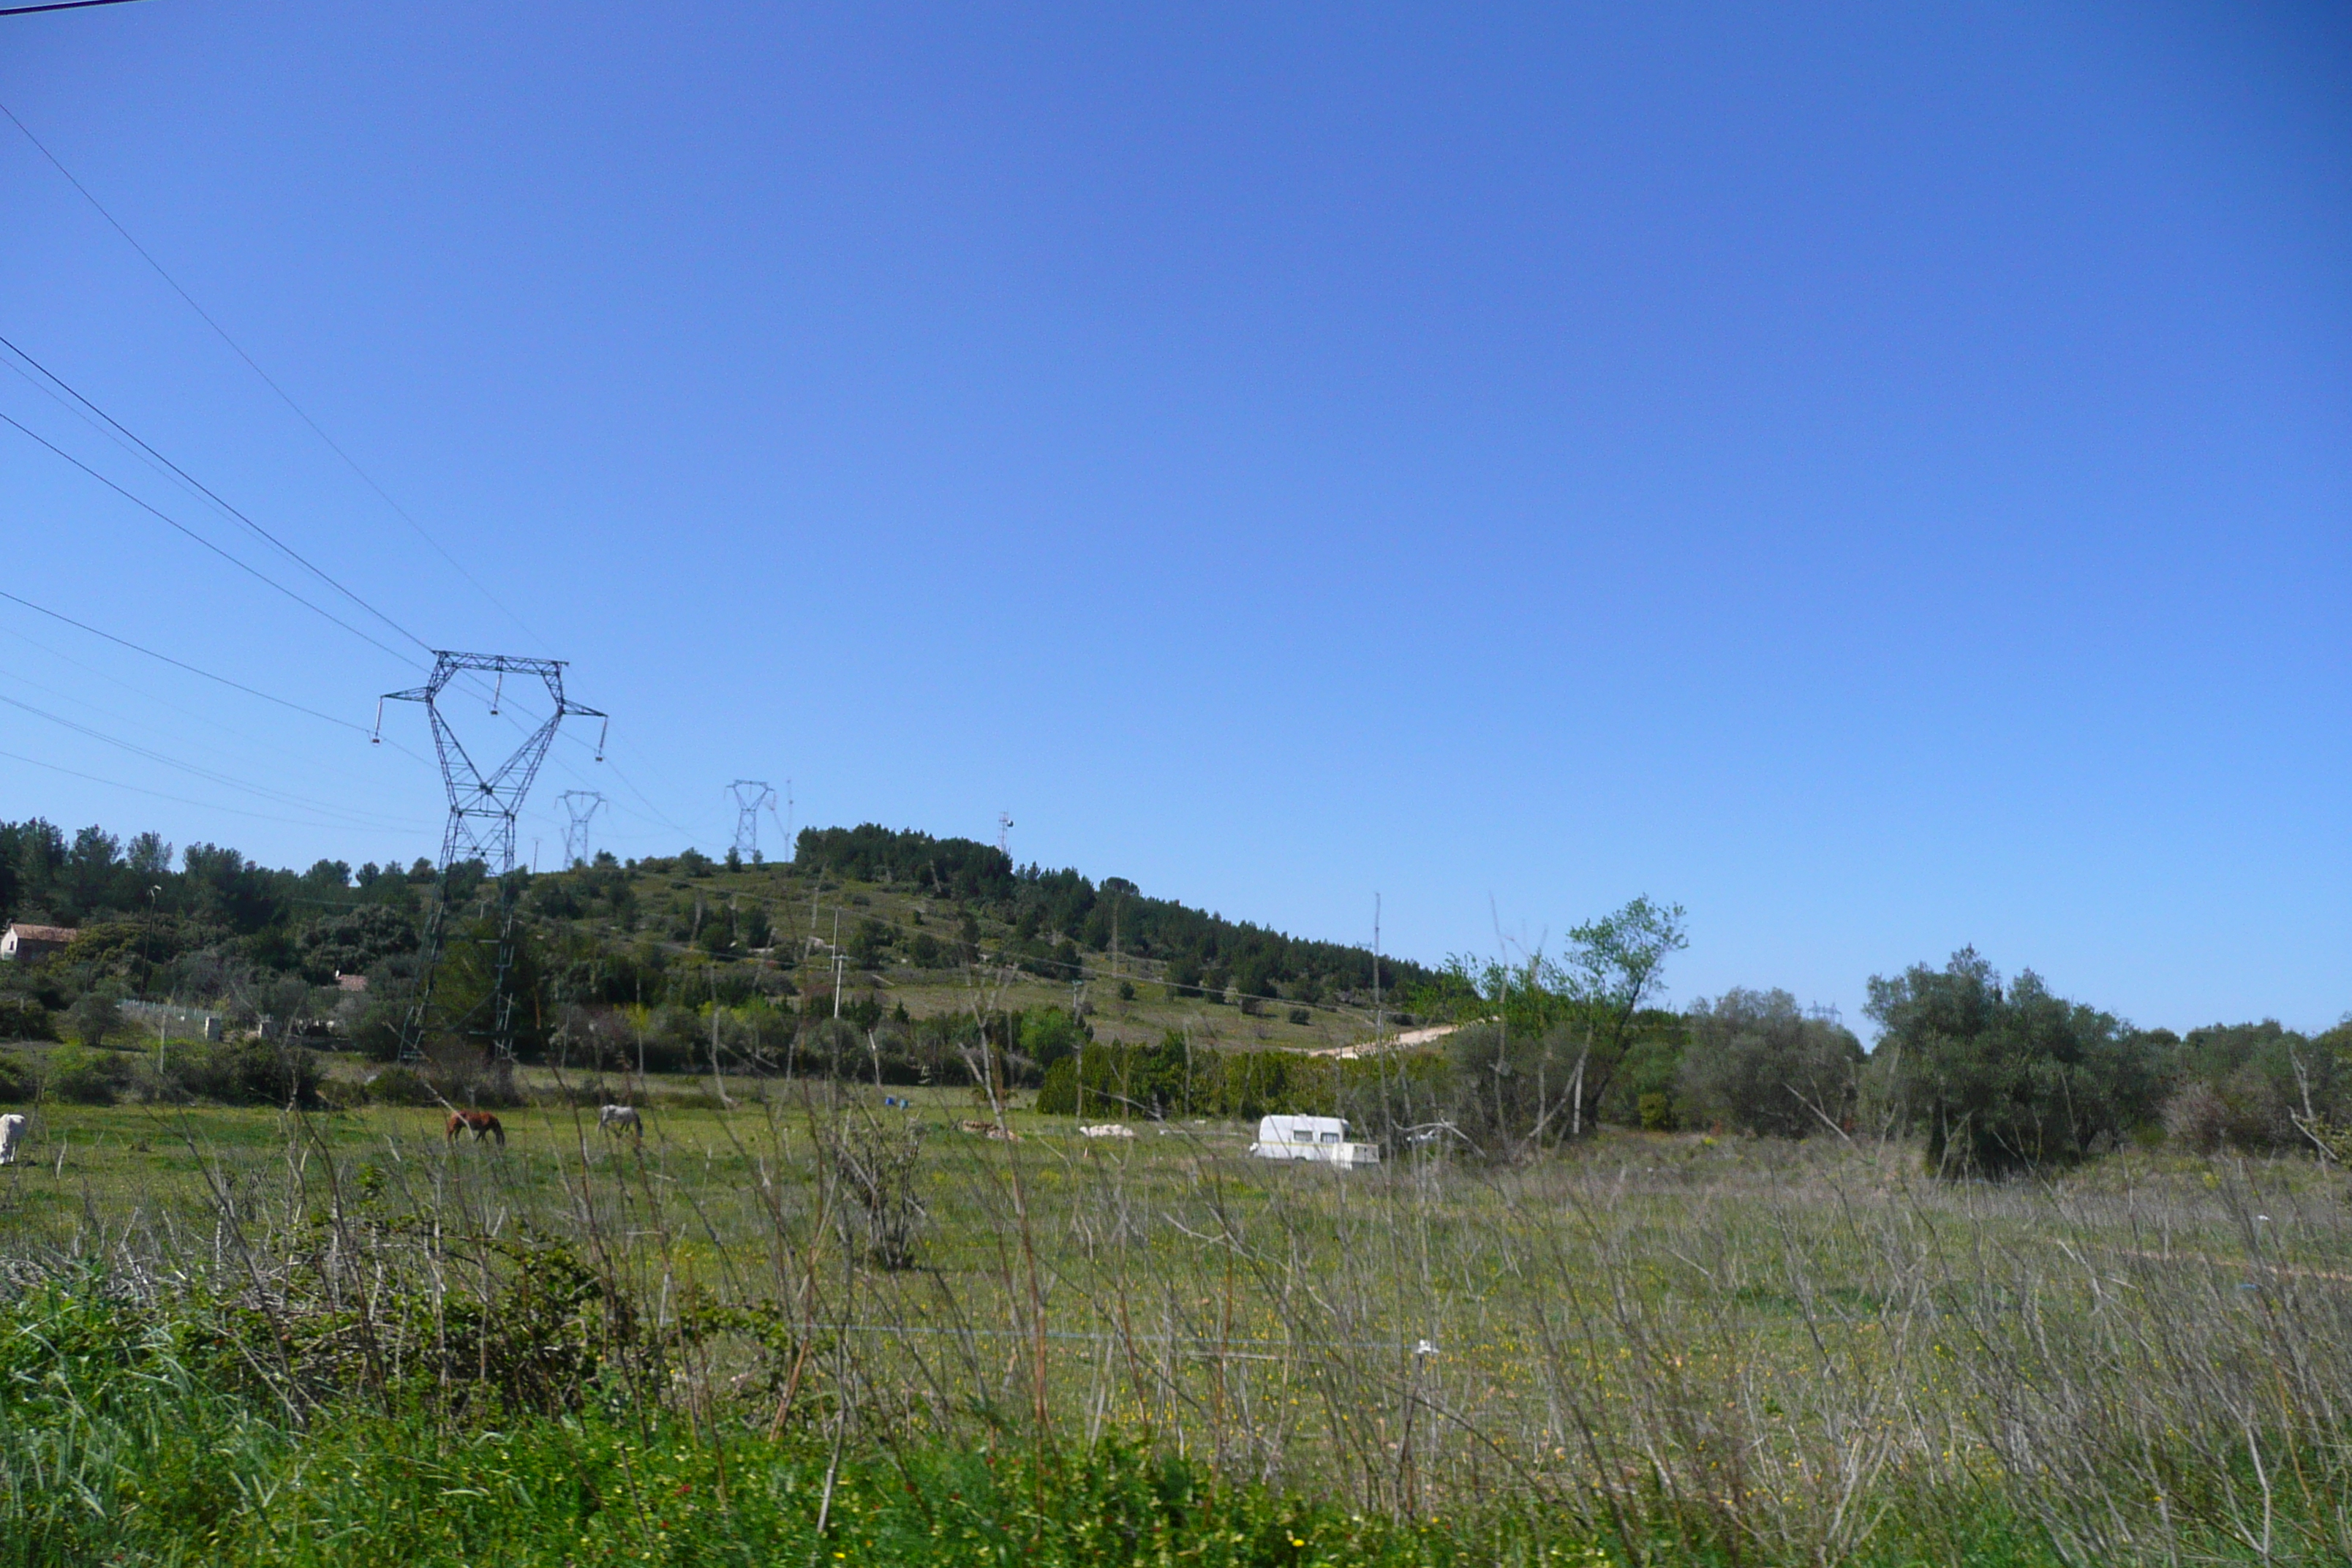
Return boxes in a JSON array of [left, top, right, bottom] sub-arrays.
[[4, 924, 78, 944]]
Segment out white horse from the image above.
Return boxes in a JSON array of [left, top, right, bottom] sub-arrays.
[[0, 1113, 25, 1165], [597, 1104, 641, 1137]]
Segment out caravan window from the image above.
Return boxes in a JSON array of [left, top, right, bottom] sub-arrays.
[[1292, 1127, 1312, 1142], [1319, 1131, 1339, 1143]]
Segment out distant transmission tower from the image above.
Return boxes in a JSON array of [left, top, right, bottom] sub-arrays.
[[728, 780, 777, 862], [559, 790, 606, 866], [377, 652, 606, 1061], [998, 810, 1014, 857]]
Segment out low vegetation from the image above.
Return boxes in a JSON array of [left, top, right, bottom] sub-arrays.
[[3, 815, 2350, 1562], [0, 1095, 2347, 1565]]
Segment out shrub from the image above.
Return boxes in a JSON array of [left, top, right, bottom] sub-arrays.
[[1680, 988, 1861, 1139], [0, 1050, 33, 1101], [2163, 1082, 2228, 1156], [1638, 1091, 1676, 1131], [63, 992, 123, 1049], [145, 1039, 325, 1107], [1443, 1021, 1590, 1155], [365, 1066, 438, 1106], [1017, 1007, 1088, 1071], [1287, 1006, 1311, 1026], [0, 994, 54, 1042], [42, 1044, 123, 1104], [2164, 1020, 2345, 1153], [1034, 1055, 1077, 1115]]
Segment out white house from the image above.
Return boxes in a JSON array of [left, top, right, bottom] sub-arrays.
[[1249, 1114, 1381, 1168]]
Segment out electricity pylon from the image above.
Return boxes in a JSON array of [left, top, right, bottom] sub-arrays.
[[380, 652, 607, 875], [377, 652, 606, 1062], [728, 779, 777, 863], [559, 790, 606, 866]]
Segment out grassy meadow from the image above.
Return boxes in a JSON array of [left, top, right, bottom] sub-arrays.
[[1, 1082, 2348, 1565]]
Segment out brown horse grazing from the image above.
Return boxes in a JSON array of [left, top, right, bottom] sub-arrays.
[[445, 1110, 505, 1145]]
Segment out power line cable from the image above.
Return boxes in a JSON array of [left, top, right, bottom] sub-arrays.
[[0, 655, 426, 826], [0, 614, 436, 784], [0, 333, 434, 656], [0, 690, 427, 831], [0, 407, 421, 666], [0, 95, 549, 652], [0, 744, 421, 832], [0, 346, 550, 730], [0, 0, 150, 15], [0, 585, 392, 739]]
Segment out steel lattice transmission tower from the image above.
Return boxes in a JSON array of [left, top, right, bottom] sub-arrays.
[[559, 790, 607, 867], [728, 779, 778, 863], [380, 652, 607, 875], [376, 652, 606, 1062]]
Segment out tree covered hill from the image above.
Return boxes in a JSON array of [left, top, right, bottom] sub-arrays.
[[0, 816, 1431, 1051]]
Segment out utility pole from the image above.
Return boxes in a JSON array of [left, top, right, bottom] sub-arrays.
[[1373, 892, 1384, 1040]]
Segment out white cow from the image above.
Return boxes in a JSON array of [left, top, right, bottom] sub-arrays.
[[1077, 1123, 1136, 1139], [597, 1104, 642, 1137], [0, 1113, 25, 1166]]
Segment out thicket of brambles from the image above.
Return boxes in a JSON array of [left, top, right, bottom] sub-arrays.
[[3, 815, 2348, 1175]]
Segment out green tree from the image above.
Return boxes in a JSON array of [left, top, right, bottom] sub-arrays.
[[1680, 988, 1862, 1138], [1865, 948, 2163, 1178], [431, 915, 552, 1061], [64, 990, 121, 1049], [1433, 896, 1688, 1145], [295, 905, 420, 984], [848, 918, 894, 970]]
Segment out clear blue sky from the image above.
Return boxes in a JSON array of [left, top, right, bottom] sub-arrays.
[[2, 2, 2345, 1034]]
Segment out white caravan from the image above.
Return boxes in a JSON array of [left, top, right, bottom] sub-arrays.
[[1249, 1114, 1381, 1169]]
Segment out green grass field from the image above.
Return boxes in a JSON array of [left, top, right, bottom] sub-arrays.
[[1, 1087, 2348, 1564]]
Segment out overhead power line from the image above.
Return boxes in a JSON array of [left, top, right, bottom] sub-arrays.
[[0, 744, 418, 834], [0, 689, 427, 832], [0, 0, 150, 15], [0, 95, 549, 652], [0, 333, 433, 657], [0, 585, 402, 741], [0, 408, 421, 666]]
